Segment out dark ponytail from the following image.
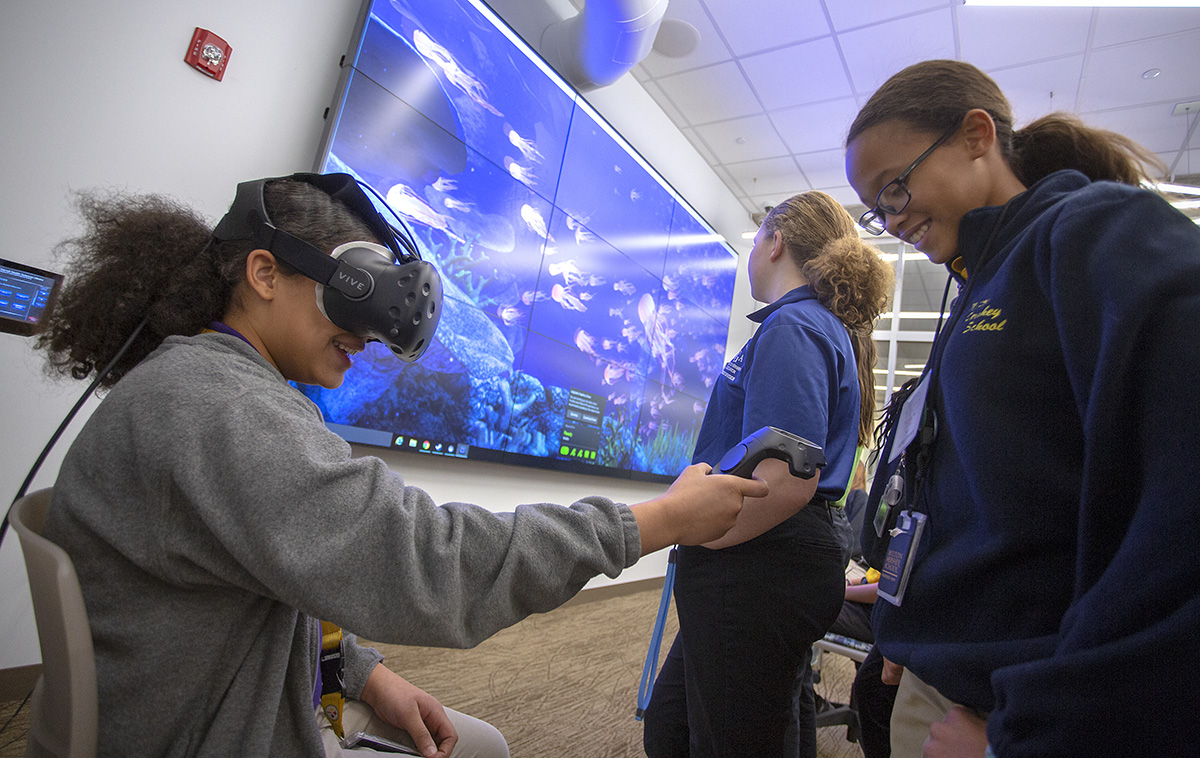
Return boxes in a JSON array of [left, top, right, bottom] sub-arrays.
[[38, 179, 377, 388], [1011, 113, 1164, 186], [761, 192, 895, 445], [847, 59, 1163, 188]]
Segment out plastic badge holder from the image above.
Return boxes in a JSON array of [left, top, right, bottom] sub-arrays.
[[342, 731, 422, 755], [876, 510, 926, 607]]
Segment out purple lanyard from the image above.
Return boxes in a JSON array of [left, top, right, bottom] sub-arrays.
[[204, 321, 257, 352]]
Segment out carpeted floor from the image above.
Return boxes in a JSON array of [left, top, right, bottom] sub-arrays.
[[363, 580, 865, 758], [0, 580, 864, 758]]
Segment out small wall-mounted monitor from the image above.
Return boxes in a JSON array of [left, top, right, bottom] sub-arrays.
[[0, 258, 63, 336]]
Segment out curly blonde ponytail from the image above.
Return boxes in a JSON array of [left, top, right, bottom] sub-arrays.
[[761, 192, 894, 444]]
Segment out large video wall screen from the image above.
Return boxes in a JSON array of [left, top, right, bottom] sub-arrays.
[[302, 0, 739, 481]]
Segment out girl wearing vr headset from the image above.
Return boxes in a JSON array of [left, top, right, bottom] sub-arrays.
[[843, 60, 1200, 757], [34, 175, 767, 758]]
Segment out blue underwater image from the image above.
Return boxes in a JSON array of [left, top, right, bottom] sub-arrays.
[[300, 0, 739, 480]]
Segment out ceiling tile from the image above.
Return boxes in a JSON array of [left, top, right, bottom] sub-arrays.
[[1077, 30, 1200, 113], [679, 126, 720, 165], [741, 37, 852, 111], [693, 114, 789, 163], [958, 7, 1090, 72], [582, 0, 1198, 237], [748, 190, 799, 211], [769, 97, 860, 154], [639, 0, 733, 78], [736, 192, 763, 218], [815, 185, 863, 208], [724, 156, 811, 197], [1160, 148, 1200, 181], [837, 8, 957, 96], [1084, 102, 1195, 155], [747, 185, 860, 213], [710, 164, 744, 197], [704, 0, 831, 57], [1092, 8, 1200, 49], [642, 80, 689, 126], [657, 60, 763, 124], [826, 0, 952, 33], [795, 148, 852, 190], [986, 56, 1085, 124]]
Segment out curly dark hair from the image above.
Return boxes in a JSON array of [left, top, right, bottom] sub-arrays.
[[37, 179, 377, 388]]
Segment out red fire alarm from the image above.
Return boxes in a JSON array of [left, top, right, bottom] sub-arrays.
[[185, 27, 232, 81]]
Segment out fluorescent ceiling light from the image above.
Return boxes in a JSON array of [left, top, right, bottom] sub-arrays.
[[879, 311, 948, 320], [1172, 199, 1200, 210], [965, 1, 1200, 6], [1156, 182, 1200, 196]]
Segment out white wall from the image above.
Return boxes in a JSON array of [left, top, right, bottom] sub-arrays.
[[0, 0, 755, 670]]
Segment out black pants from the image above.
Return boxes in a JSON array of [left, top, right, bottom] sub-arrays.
[[643, 503, 845, 758], [852, 645, 899, 758]]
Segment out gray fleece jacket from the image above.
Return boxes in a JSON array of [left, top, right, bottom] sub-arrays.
[[45, 333, 642, 757]]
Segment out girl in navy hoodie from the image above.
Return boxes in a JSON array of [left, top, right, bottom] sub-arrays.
[[843, 59, 1200, 758]]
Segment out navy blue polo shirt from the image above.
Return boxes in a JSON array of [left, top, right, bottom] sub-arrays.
[[692, 285, 859, 502]]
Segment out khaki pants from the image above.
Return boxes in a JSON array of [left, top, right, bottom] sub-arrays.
[[889, 669, 959, 758], [319, 699, 509, 758]]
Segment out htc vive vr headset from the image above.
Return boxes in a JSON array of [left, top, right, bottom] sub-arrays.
[[211, 172, 441, 362]]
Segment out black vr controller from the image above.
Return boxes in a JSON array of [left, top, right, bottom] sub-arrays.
[[715, 426, 826, 479]]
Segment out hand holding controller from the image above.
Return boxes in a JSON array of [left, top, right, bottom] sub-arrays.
[[715, 426, 826, 479]]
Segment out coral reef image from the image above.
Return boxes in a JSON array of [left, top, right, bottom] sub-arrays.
[[303, 0, 739, 479]]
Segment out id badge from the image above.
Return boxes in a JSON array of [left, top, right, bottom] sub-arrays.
[[877, 510, 926, 607], [889, 372, 930, 463]]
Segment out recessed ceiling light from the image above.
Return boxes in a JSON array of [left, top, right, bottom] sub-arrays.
[[1142, 68, 1162, 79], [735, 137, 747, 145], [652, 19, 700, 59]]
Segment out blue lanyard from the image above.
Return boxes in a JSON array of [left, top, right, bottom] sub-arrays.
[[634, 546, 678, 720]]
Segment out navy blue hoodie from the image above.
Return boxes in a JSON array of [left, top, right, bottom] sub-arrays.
[[873, 170, 1200, 757]]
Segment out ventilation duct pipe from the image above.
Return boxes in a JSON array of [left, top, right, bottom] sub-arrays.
[[540, 0, 669, 91]]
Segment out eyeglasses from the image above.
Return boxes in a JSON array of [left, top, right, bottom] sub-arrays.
[[858, 123, 960, 235]]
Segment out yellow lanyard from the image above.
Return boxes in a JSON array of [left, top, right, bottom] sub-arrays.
[[319, 621, 346, 739]]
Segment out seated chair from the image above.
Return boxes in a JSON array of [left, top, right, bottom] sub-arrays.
[[8, 488, 98, 758], [812, 617, 872, 741], [812, 487, 873, 738]]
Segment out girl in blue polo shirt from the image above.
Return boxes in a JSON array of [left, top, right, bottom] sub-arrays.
[[844, 59, 1200, 757], [642, 191, 894, 758]]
